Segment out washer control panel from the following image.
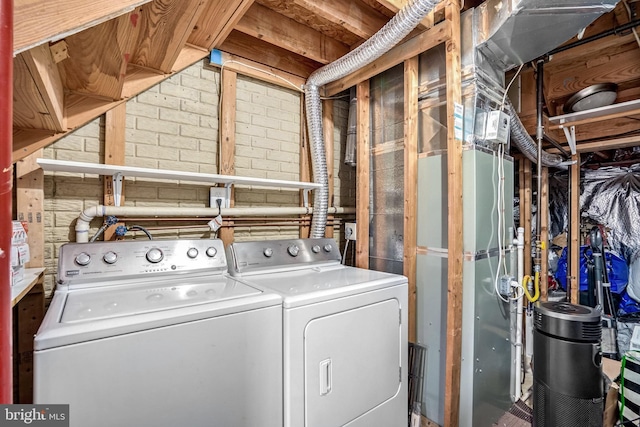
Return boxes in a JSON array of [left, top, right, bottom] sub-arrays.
[[58, 239, 227, 286], [227, 238, 341, 275]]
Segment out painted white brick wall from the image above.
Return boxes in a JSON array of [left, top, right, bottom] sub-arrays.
[[42, 61, 354, 294]]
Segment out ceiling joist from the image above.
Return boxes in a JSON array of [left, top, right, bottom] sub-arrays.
[[188, 0, 256, 51]]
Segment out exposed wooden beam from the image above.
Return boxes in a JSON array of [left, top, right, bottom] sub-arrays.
[[13, 45, 210, 164], [236, 3, 349, 65], [519, 159, 532, 278], [13, 0, 152, 55], [188, 0, 255, 51], [355, 80, 370, 268], [208, 51, 306, 91], [404, 57, 418, 343], [324, 19, 451, 96], [16, 150, 45, 268], [219, 69, 237, 246], [219, 30, 322, 78], [373, 0, 447, 29], [443, 1, 462, 426], [547, 135, 640, 154], [59, 11, 141, 100], [540, 167, 549, 301], [569, 155, 580, 304], [13, 46, 66, 132], [131, 0, 208, 73], [103, 104, 127, 241], [292, 0, 389, 40]]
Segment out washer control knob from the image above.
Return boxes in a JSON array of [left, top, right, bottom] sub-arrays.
[[263, 248, 273, 258], [103, 251, 118, 264], [205, 247, 217, 258], [187, 248, 199, 259], [75, 252, 91, 266], [323, 244, 333, 253], [146, 248, 164, 264], [287, 245, 300, 257], [312, 245, 321, 254]]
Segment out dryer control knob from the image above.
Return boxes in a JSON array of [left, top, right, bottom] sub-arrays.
[[263, 248, 273, 257], [205, 247, 217, 258], [287, 245, 300, 257], [312, 245, 321, 253], [187, 248, 199, 259], [75, 252, 91, 266], [146, 248, 164, 263], [323, 244, 333, 253], [103, 251, 118, 264]]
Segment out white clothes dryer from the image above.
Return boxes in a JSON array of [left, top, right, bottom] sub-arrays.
[[227, 238, 408, 427], [34, 239, 282, 427]]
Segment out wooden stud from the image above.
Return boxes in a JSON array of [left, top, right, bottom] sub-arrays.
[[324, 20, 451, 96], [103, 103, 127, 241], [355, 80, 370, 269], [540, 167, 549, 302], [519, 159, 532, 278], [570, 154, 580, 304], [299, 95, 311, 239], [16, 150, 45, 269], [323, 99, 335, 238], [443, 1, 463, 426], [219, 68, 237, 247], [404, 57, 418, 343]]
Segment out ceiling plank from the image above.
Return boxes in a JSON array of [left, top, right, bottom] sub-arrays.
[[14, 0, 152, 55], [59, 10, 141, 100], [291, 0, 389, 40], [188, 0, 255, 51], [17, 44, 66, 132], [324, 19, 451, 96], [219, 30, 322, 78], [13, 47, 66, 132], [131, 0, 208, 73], [236, 3, 349, 65], [255, 0, 362, 46]]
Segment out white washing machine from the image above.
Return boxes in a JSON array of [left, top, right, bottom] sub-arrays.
[[34, 238, 283, 427], [226, 238, 408, 427]]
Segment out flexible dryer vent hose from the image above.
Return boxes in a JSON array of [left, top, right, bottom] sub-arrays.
[[304, 0, 441, 238]]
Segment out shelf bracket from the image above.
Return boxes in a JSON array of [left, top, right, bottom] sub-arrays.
[[225, 183, 232, 206], [112, 172, 123, 207], [302, 189, 311, 208], [561, 125, 577, 156]]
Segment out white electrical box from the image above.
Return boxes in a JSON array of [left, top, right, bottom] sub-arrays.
[[485, 110, 510, 144], [209, 187, 229, 209], [345, 222, 356, 241]]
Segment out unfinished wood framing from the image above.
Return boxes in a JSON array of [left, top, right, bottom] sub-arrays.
[[355, 81, 370, 269], [16, 150, 45, 268], [323, 99, 335, 239], [518, 158, 533, 278], [569, 154, 581, 304], [443, 1, 463, 425], [540, 167, 549, 302], [403, 57, 418, 343], [219, 69, 238, 246], [103, 104, 127, 241]]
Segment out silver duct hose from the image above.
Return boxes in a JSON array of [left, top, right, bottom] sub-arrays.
[[504, 98, 563, 167], [305, 0, 441, 238]]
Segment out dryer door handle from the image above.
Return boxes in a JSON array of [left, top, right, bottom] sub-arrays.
[[319, 358, 332, 396]]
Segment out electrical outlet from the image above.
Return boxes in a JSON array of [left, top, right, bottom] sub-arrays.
[[209, 187, 229, 209], [345, 222, 356, 241]]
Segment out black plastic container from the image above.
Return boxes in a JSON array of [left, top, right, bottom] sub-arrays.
[[533, 301, 603, 427]]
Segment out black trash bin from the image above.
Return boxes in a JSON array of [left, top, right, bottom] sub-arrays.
[[533, 301, 603, 427]]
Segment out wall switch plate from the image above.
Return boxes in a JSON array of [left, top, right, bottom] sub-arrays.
[[209, 187, 229, 209], [345, 222, 356, 241]]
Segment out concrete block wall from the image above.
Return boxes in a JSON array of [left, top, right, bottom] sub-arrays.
[[42, 60, 355, 294]]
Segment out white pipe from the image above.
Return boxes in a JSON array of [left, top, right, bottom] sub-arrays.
[[513, 227, 525, 402], [75, 205, 355, 243]]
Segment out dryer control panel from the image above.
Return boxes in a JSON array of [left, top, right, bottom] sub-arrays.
[[227, 238, 341, 275], [58, 239, 227, 286]]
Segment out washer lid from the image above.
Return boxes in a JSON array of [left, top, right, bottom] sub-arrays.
[[238, 265, 407, 308], [61, 276, 261, 323]]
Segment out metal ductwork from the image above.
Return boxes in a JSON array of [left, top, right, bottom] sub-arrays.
[[477, 0, 618, 71]]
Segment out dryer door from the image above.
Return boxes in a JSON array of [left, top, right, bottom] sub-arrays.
[[304, 298, 401, 427]]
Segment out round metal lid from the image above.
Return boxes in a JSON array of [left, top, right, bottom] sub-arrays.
[[535, 301, 601, 323], [564, 83, 617, 113]]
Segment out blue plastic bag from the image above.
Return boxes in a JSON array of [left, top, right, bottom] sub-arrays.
[[555, 246, 628, 293]]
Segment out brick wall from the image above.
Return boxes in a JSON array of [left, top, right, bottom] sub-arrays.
[[42, 60, 354, 294]]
